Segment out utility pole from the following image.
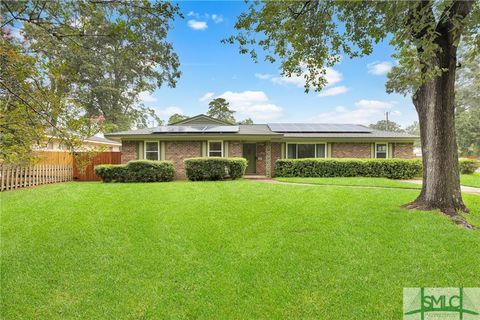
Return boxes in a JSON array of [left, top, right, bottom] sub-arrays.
[[385, 111, 390, 131]]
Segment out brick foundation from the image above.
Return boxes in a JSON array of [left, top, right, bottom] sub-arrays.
[[332, 142, 372, 158], [165, 141, 202, 179]]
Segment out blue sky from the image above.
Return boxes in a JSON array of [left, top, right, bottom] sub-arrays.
[[141, 1, 418, 127]]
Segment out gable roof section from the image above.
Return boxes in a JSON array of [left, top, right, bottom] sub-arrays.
[[170, 114, 232, 126]]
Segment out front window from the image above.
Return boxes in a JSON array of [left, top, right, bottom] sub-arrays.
[[145, 141, 159, 160], [287, 143, 326, 159], [208, 141, 223, 157], [376, 143, 387, 158]]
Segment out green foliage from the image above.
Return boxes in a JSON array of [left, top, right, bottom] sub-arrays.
[[95, 160, 175, 182], [275, 158, 423, 180], [184, 157, 247, 181], [0, 29, 103, 164], [226, 1, 479, 94], [207, 98, 236, 124], [168, 113, 189, 124], [459, 159, 479, 174], [238, 118, 254, 125], [94, 164, 127, 183], [1, 0, 181, 163], [369, 120, 404, 132]]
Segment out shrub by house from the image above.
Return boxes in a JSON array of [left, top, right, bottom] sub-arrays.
[[95, 160, 175, 182], [184, 157, 247, 181], [275, 158, 422, 179]]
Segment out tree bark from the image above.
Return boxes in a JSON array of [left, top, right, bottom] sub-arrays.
[[405, 28, 472, 228]]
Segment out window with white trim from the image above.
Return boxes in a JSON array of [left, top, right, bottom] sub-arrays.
[[286, 143, 326, 159], [208, 141, 223, 157], [375, 143, 388, 158], [145, 141, 160, 160]]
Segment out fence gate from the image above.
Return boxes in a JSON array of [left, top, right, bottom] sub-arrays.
[[73, 152, 121, 181]]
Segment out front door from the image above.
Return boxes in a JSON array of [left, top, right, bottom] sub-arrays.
[[242, 143, 256, 174]]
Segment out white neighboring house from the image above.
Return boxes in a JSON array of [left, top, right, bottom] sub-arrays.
[[34, 136, 121, 152]]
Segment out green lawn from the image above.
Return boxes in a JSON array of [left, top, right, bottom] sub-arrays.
[[275, 176, 422, 189], [1, 181, 479, 319], [461, 172, 480, 188]]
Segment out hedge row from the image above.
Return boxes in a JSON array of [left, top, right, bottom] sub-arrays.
[[459, 159, 479, 174], [184, 157, 247, 181], [275, 158, 423, 179], [95, 160, 175, 182]]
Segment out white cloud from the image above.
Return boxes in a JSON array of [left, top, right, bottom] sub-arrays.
[[216, 90, 283, 121], [211, 14, 223, 23], [318, 86, 348, 97], [188, 19, 208, 31], [312, 99, 398, 125], [199, 92, 215, 102], [187, 11, 197, 17], [255, 73, 272, 80], [138, 91, 158, 103], [156, 106, 184, 118], [367, 61, 393, 75], [354, 99, 395, 110], [256, 67, 343, 89]]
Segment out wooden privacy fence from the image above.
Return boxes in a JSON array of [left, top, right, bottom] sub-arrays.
[[0, 165, 73, 191], [73, 152, 122, 181], [0, 151, 121, 191]]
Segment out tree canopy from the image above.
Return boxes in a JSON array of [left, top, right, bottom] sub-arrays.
[[369, 120, 404, 133], [168, 113, 189, 125], [1, 0, 181, 163], [207, 98, 236, 124]]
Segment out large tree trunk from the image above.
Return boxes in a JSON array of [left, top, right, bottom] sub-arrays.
[[405, 31, 472, 228]]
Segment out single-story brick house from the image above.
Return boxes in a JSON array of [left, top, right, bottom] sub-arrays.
[[105, 114, 418, 179]]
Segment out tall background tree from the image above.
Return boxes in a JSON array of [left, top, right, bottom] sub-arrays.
[[207, 98, 236, 124], [226, 0, 479, 224], [369, 120, 404, 132], [168, 113, 189, 125], [1, 0, 180, 162]]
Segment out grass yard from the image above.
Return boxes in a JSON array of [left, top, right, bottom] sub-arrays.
[[1, 181, 479, 319], [275, 176, 422, 189], [461, 172, 480, 188]]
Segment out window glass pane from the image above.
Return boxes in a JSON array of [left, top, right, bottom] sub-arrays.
[[209, 142, 222, 151], [287, 144, 297, 159], [376, 153, 387, 158], [209, 142, 222, 157], [376, 144, 387, 152], [145, 152, 158, 160], [316, 144, 326, 158], [297, 144, 315, 158], [146, 142, 158, 152]]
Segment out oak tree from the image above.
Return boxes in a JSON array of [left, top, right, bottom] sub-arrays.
[[226, 0, 479, 224]]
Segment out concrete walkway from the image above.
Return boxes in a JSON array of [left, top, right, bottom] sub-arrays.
[[255, 179, 480, 195], [402, 179, 480, 195]]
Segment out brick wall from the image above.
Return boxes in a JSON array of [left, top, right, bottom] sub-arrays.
[[256, 142, 266, 175], [393, 143, 415, 159], [331, 142, 372, 158], [270, 142, 282, 177], [229, 141, 243, 157], [165, 141, 202, 179], [121, 141, 139, 164]]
